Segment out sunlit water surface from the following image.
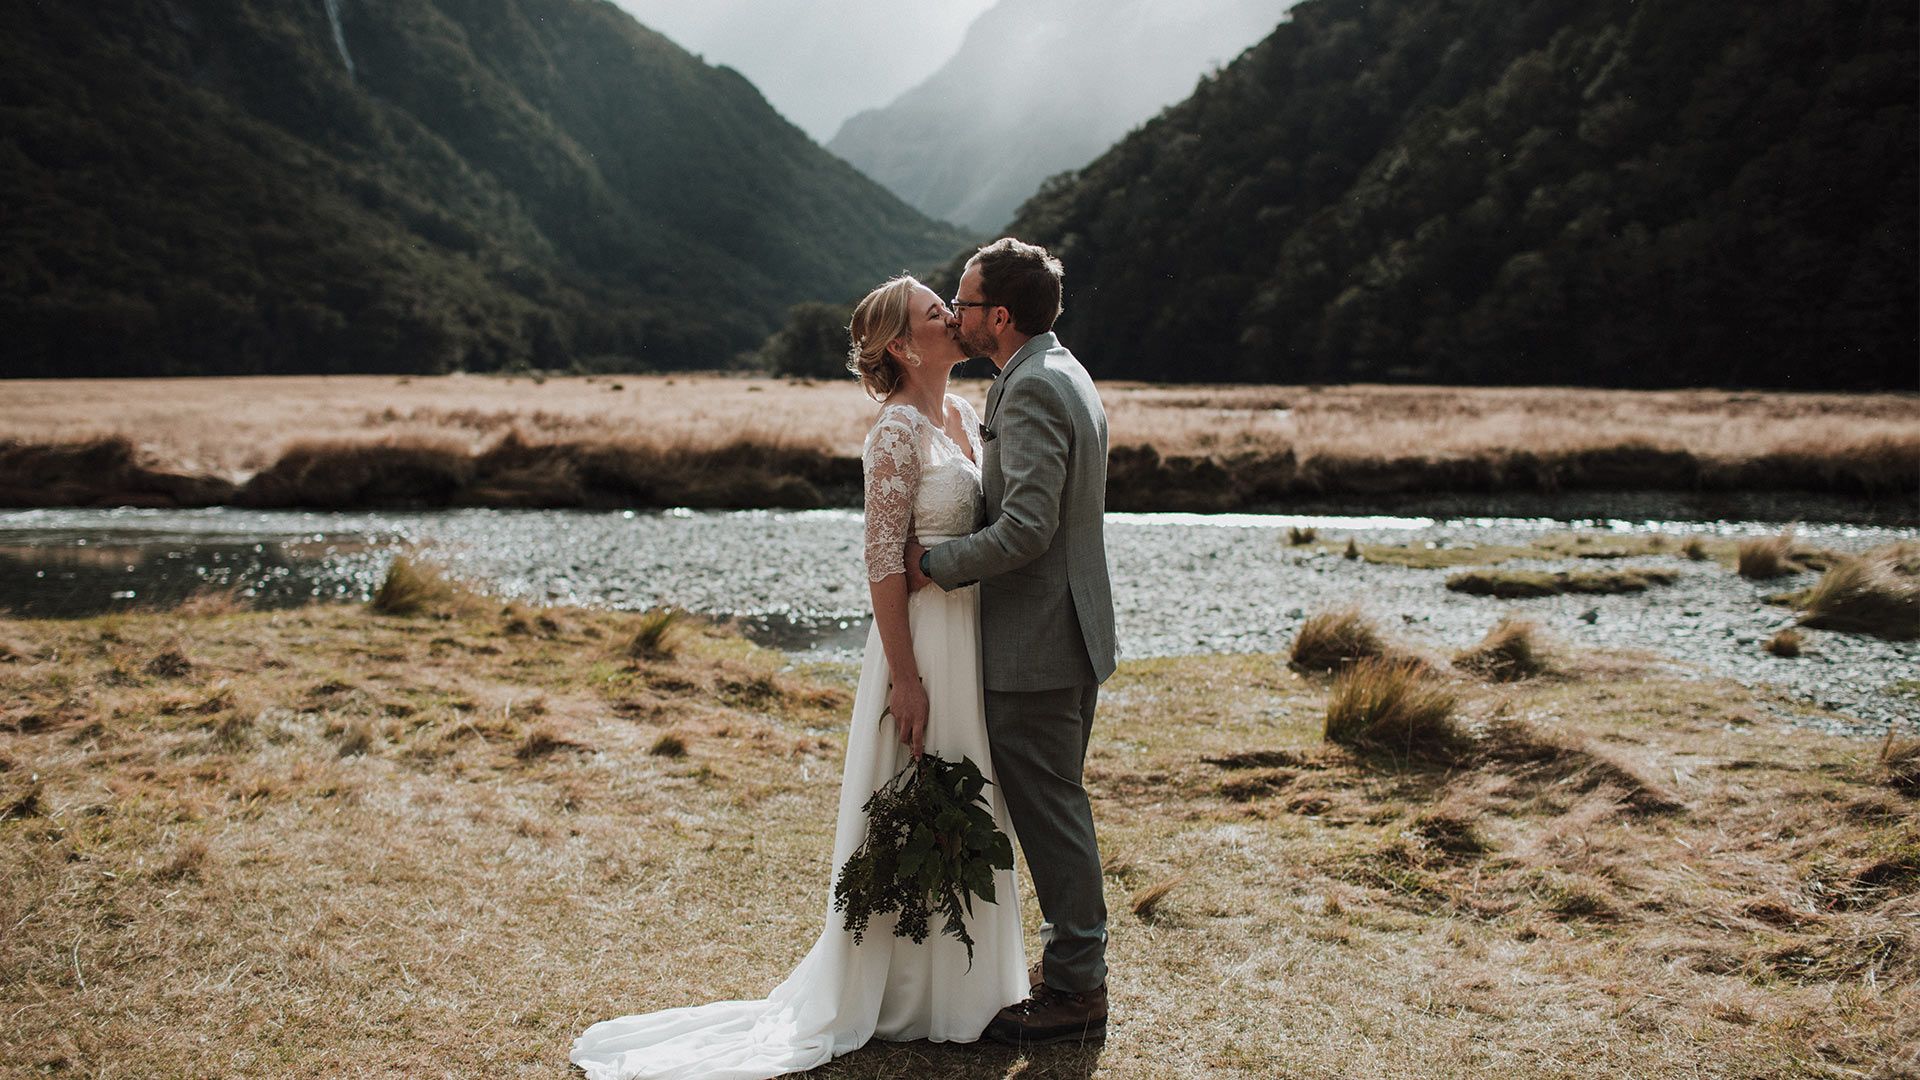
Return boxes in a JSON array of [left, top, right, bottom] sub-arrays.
[[2, 505, 1913, 733]]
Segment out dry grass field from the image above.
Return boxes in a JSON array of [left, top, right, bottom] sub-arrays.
[[2, 376, 1915, 510], [3, 583, 1915, 1077]]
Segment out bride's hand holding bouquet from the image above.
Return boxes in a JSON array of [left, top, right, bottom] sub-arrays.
[[886, 678, 929, 759]]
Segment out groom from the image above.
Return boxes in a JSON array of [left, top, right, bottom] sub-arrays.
[[905, 237, 1116, 1047]]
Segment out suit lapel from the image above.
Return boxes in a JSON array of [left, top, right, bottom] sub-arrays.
[[983, 333, 1056, 430], [983, 375, 1006, 430]]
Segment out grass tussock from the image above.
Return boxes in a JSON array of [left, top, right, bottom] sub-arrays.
[[1287, 525, 1316, 546], [1795, 543, 1920, 640], [1737, 532, 1799, 579], [626, 608, 686, 661], [142, 649, 193, 678], [1324, 657, 1463, 759], [1289, 607, 1388, 673], [1878, 731, 1920, 796], [1445, 567, 1678, 598], [1682, 535, 1710, 560], [1763, 628, 1804, 657], [1453, 618, 1547, 681], [649, 733, 689, 758], [1129, 876, 1187, 923], [369, 556, 461, 616], [516, 723, 590, 761]]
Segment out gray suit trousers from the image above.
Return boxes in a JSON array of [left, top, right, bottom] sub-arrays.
[[985, 682, 1107, 992]]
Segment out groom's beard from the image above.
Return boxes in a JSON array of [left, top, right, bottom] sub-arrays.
[[955, 325, 998, 359]]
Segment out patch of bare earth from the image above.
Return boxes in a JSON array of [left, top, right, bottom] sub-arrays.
[[0, 604, 1913, 1077]]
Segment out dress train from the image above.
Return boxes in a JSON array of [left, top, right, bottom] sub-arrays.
[[569, 577, 1026, 1079]]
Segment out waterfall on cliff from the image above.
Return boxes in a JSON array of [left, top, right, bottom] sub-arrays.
[[322, 0, 355, 78]]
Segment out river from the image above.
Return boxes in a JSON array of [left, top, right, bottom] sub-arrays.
[[1, 506, 1913, 735]]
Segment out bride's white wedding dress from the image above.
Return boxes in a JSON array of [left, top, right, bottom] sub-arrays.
[[570, 395, 1027, 1080]]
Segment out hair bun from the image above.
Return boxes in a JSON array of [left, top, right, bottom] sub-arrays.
[[847, 275, 919, 400]]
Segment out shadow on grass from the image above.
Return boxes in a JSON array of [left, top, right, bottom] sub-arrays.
[[806, 1036, 1103, 1079]]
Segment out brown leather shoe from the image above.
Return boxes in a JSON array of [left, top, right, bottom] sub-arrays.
[[985, 981, 1107, 1047], [1026, 959, 1044, 990]]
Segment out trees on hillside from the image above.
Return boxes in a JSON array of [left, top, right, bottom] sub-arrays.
[[995, 0, 1916, 388]]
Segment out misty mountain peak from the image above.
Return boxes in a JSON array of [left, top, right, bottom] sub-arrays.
[[828, 0, 1295, 232]]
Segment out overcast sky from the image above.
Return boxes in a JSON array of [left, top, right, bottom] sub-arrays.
[[611, 0, 999, 142]]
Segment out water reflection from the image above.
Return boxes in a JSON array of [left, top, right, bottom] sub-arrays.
[[0, 536, 387, 618], [734, 613, 873, 659]]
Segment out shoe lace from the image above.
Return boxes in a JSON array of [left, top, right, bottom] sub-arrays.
[[1008, 983, 1076, 1014]]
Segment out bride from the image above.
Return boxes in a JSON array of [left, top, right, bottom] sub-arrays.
[[569, 276, 1028, 1079]]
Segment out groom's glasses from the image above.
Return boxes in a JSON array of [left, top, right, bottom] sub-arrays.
[[949, 298, 998, 314]]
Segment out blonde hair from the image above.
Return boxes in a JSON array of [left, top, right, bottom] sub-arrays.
[[846, 274, 920, 400]]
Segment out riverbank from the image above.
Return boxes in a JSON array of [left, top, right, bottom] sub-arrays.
[[1, 594, 1913, 1076], [3, 377, 1915, 513]]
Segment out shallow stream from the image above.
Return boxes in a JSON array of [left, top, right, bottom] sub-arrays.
[[1, 505, 1913, 736]]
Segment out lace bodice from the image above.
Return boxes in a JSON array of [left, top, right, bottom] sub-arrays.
[[862, 395, 984, 582]]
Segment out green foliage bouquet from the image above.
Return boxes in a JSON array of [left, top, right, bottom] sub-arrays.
[[833, 752, 1015, 966]]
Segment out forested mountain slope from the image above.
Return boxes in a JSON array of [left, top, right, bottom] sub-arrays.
[[2, 0, 964, 375], [982, 0, 1916, 388]]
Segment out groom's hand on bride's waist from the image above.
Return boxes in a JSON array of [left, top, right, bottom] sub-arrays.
[[904, 539, 935, 593]]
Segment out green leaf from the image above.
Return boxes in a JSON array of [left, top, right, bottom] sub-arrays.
[[905, 825, 934, 855]]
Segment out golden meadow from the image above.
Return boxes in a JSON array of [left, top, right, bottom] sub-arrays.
[[2, 376, 1915, 511], [1, 579, 1914, 1076]]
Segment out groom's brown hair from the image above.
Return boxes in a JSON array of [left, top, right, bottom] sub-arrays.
[[969, 237, 1063, 336]]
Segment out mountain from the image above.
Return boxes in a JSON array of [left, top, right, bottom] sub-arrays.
[[1, 0, 966, 377], [827, 0, 1293, 234], [973, 0, 1917, 389], [607, 0, 997, 143]]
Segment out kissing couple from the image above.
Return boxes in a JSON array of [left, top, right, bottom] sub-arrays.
[[571, 237, 1117, 1079]]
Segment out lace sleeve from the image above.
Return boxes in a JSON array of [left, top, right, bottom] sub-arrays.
[[861, 414, 920, 582]]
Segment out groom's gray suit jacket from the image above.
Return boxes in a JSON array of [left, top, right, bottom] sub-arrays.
[[926, 332, 1117, 692]]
